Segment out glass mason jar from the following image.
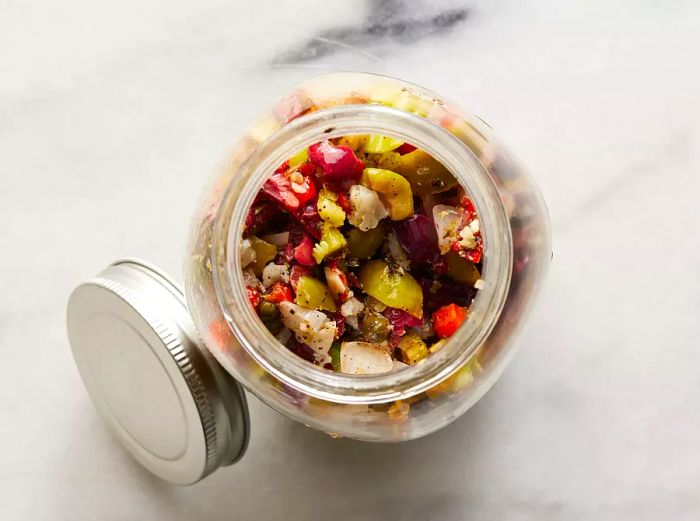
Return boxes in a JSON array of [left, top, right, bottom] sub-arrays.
[[67, 72, 550, 484], [185, 72, 551, 442]]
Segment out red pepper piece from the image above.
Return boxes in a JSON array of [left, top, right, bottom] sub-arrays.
[[463, 243, 483, 264], [395, 143, 417, 155], [265, 282, 294, 303], [246, 286, 262, 310], [290, 173, 317, 207], [293, 234, 315, 266], [432, 303, 467, 339], [286, 223, 317, 266], [298, 161, 317, 178], [460, 196, 477, 222], [336, 191, 352, 214], [308, 140, 364, 191]]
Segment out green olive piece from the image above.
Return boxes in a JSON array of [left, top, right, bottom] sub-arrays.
[[445, 251, 481, 286], [358, 260, 423, 318], [295, 276, 337, 312], [249, 236, 278, 277], [347, 222, 386, 259], [372, 149, 458, 195], [361, 168, 414, 221], [362, 313, 390, 343]]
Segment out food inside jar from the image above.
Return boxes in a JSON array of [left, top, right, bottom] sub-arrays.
[[240, 134, 483, 374]]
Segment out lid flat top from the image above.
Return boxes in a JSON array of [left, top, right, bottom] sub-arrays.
[[67, 259, 248, 484]]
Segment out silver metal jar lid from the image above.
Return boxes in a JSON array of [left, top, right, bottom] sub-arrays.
[[67, 258, 249, 484]]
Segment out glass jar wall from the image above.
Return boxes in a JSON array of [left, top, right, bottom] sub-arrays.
[[184, 72, 551, 441]]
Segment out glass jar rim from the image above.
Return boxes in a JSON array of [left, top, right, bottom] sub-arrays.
[[210, 103, 512, 404]]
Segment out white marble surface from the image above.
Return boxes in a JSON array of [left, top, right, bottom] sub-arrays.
[[2, 1, 700, 519]]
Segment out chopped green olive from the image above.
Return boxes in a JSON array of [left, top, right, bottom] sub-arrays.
[[259, 300, 279, 321], [295, 276, 337, 312], [358, 260, 423, 318], [372, 149, 458, 195], [347, 221, 386, 259], [249, 236, 278, 277], [445, 251, 481, 286], [259, 300, 283, 335], [361, 168, 414, 221], [362, 312, 390, 343]]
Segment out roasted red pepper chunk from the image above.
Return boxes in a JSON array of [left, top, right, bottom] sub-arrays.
[[336, 191, 352, 214], [264, 282, 294, 303], [432, 303, 467, 339], [460, 196, 477, 222], [292, 233, 315, 266]]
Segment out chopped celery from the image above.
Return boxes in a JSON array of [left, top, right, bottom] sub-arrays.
[[317, 189, 346, 227], [398, 332, 429, 365], [312, 226, 347, 264], [288, 147, 309, 167]]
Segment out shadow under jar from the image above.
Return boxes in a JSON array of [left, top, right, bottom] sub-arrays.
[[186, 72, 551, 442], [67, 72, 551, 485]]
